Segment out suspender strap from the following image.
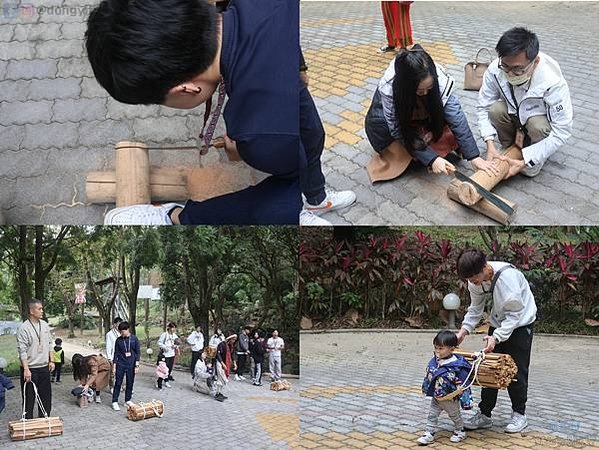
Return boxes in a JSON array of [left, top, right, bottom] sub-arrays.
[[490, 264, 516, 299]]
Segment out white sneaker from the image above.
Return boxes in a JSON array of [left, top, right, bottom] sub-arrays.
[[416, 431, 435, 445], [239, 375, 246, 380], [299, 210, 332, 226], [304, 190, 356, 215], [112, 402, 120, 411], [95, 395, 102, 404], [234, 375, 241, 381], [125, 401, 135, 408], [450, 430, 466, 443], [104, 203, 184, 225], [505, 412, 528, 433], [165, 382, 172, 388], [464, 411, 493, 430]]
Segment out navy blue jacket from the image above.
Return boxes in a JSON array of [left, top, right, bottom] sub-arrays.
[[221, 0, 299, 178], [113, 335, 140, 368]]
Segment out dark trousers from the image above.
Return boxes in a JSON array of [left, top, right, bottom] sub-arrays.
[[236, 353, 247, 376], [300, 84, 326, 205], [480, 324, 534, 417], [20, 366, 52, 419], [191, 351, 201, 376], [112, 365, 135, 403], [51, 363, 62, 382], [178, 176, 301, 225]]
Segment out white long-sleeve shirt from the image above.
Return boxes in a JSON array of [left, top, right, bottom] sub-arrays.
[[462, 262, 537, 343], [477, 52, 573, 169], [187, 330, 205, 352], [267, 337, 284, 357], [105, 328, 120, 361], [157, 331, 178, 358]]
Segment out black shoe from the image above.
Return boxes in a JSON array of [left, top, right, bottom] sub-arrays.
[[214, 395, 225, 402]]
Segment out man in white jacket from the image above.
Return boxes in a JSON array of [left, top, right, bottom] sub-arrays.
[[455, 249, 537, 434], [477, 27, 573, 178], [105, 317, 122, 392]]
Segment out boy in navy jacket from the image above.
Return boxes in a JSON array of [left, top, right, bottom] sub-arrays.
[[111, 321, 140, 411]]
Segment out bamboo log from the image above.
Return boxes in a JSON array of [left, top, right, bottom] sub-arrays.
[[115, 141, 152, 207], [457, 146, 523, 205], [9, 417, 63, 441], [126, 400, 164, 421], [454, 349, 517, 389], [447, 179, 516, 225]]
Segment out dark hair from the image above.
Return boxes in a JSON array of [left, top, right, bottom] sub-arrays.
[[433, 330, 458, 348], [113, 317, 122, 325], [392, 44, 446, 153], [55, 338, 62, 345], [85, 0, 218, 105], [118, 321, 130, 331], [457, 249, 487, 279], [167, 322, 177, 330], [496, 27, 539, 61], [72, 353, 92, 381], [28, 299, 42, 311]]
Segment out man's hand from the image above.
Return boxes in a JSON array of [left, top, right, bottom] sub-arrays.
[[471, 156, 500, 177], [134, 366, 140, 375], [23, 368, 32, 382], [485, 140, 499, 162], [48, 361, 55, 373], [483, 335, 497, 353], [223, 134, 242, 162], [431, 157, 456, 175], [497, 155, 525, 179], [456, 329, 468, 345], [112, 364, 117, 373]]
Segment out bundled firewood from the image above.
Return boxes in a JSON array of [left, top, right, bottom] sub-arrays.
[[126, 400, 164, 421], [454, 349, 517, 389], [9, 417, 64, 441], [270, 380, 292, 391]]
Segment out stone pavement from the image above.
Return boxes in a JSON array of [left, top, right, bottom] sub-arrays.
[[0, 363, 299, 449], [301, 2, 599, 225], [0, 0, 261, 224], [299, 330, 599, 449]]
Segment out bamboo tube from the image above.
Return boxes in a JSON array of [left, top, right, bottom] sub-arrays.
[[447, 179, 516, 225], [456, 146, 523, 206], [115, 141, 152, 207], [126, 400, 164, 421], [9, 417, 63, 441]]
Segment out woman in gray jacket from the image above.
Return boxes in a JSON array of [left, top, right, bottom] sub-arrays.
[[365, 45, 499, 181]]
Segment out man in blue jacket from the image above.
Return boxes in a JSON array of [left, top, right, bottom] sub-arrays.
[[86, 0, 301, 225], [111, 321, 140, 411]]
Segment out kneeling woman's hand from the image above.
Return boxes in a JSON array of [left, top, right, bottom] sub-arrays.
[[471, 157, 500, 177], [430, 157, 456, 175]]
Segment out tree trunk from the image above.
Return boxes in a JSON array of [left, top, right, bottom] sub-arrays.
[[163, 302, 167, 331], [144, 298, 150, 348], [80, 303, 85, 336], [18, 226, 30, 321]]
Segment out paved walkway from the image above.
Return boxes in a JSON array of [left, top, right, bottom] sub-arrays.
[[0, 0, 261, 224], [1, 362, 299, 449], [299, 330, 599, 449], [301, 2, 599, 225]]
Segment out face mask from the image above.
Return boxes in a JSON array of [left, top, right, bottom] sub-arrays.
[[507, 73, 531, 86]]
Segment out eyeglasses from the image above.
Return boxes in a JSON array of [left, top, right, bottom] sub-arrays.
[[498, 58, 535, 76]]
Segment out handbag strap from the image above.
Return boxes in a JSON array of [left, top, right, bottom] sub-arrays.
[[474, 48, 494, 64], [490, 264, 516, 299]]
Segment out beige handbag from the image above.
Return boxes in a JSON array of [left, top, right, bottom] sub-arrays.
[[464, 48, 493, 91]]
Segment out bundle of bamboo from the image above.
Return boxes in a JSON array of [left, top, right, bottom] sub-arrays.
[[270, 380, 292, 391], [126, 400, 164, 421], [8, 417, 64, 441], [454, 349, 517, 389]]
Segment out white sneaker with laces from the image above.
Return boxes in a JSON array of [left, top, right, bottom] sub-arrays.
[[165, 382, 172, 388], [416, 431, 435, 445], [505, 412, 528, 433], [304, 190, 356, 215], [104, 203, 184, 225], [450, 430, 466, 443], [112, 402, 120, 411], [299, 210, 332, 226], [95, 395, 102, 404], [464, 411, 493, 430], [125, 401, 135, 408]]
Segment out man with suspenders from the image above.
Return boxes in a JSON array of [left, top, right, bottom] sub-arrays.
[[455, 249, 537, 433]]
